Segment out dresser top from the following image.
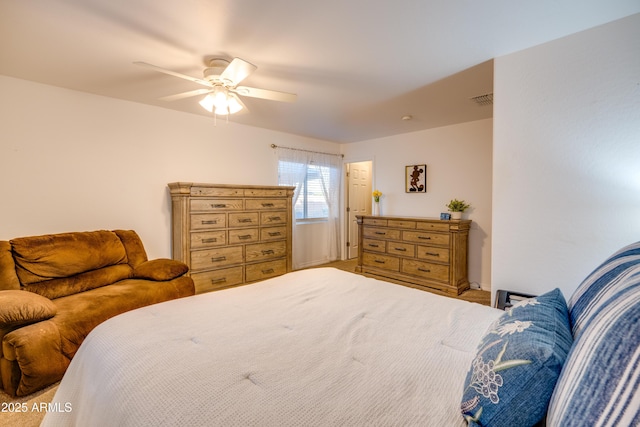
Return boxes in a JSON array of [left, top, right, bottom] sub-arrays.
[[356, 214, 471, 223], [168, 182, 295, 195], [356, 215, 471, 231]]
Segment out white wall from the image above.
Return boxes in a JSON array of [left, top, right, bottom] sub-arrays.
[[343, 119, 493, 290], [493, 14, 640, 301], [0, 75, 340, 262]]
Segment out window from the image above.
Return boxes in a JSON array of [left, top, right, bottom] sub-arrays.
[[278, 161, 330, 220], [274, 146, 343, 268]]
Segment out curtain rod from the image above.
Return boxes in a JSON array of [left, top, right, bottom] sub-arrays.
[[270, 144, 344, 158]]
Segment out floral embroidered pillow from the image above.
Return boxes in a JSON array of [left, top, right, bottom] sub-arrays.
[[460, 288, 573, 426]]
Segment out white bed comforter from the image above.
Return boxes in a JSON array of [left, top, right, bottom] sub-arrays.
[[42, 268, 501, 427]]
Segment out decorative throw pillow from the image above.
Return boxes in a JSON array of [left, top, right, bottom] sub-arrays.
[[0, 290, 57, 327], [568, 240, 640, 338], [547, 274, 640, 427], [460, 288, 573, 427], [132, 259, 188, 281]]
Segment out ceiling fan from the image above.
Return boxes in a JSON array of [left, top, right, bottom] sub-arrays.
[[134, 57, 297, 116]]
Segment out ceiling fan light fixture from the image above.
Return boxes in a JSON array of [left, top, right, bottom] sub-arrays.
[[226, 93, 243, 114], [213, 86, 228, 109], [199, 87, 243, 116], [198, 94, 215, 112]]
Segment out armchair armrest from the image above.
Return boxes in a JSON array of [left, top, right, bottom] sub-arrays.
[[132, 259, 189, 281], [0, 290, 56, 328]]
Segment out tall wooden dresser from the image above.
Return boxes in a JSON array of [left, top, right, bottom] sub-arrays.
[[356, 215, 471, 295], [169, 183, 295, 294]]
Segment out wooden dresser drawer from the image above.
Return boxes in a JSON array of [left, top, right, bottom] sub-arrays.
[[246, 241, 287, 262], [190, 213, 226, 230], [261, 226, 286, 241], [363, 218, 388, 226], [402, 259, 449, 282], [363, 238, 386, 253], [191, 187, 243, 197], [260, 211, 287, 225], [402, 231, 450, 246], [387, 219, 416, 229], [228, 228, 259, 244], [191, 267, 243, 293], [246, 198, 288, 210], [362, 252, 400, 271], [191, 246, 243, 270], [228, 212, 259, 227], [191, 199, 243, 212], [190, 230, 227, 249], [363, 227, 401, 240], [416, 222, 450, 232], [246, 259, 287, 282], [387, 241, 416, 257], [245, 188, 289, 197], [417, 245, 450, 262]]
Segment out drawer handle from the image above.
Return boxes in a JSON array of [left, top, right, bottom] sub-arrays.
[[374, 260, 386, 264], [238, 218, 253, 223], [211, 204, 227, 208], [394, 247, 407, 252], [238, 234, 253, 240], [262, 268, 275, 274], [374, 231, 386, 235], [201, 238, 217, 243], [425, 252, 440, 257], [269, 216, 282, 221], [262, 249, 275, 255], [268, 232, 282, 237], [211, 278, 227, 284], [262, 203, 275, 207], [418, 236, 431, 240], [211, 256, 227, 262], [418, 268, 431, 273], [368, 244, 379, 248], [201, 220, 218, 225]]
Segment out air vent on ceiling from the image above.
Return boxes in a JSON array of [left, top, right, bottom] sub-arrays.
[[470, 93, 493, 106]]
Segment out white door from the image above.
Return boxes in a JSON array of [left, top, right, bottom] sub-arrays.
[[346, 161, 372, 259]]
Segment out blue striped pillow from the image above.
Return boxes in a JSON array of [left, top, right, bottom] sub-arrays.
[[568, 241, 640, 337], [547, 273, 640, 426]]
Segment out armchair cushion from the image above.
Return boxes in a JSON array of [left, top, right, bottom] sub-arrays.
[[133, 259, 189, 281], [0, 241, 20, 291], [0, 291, 56, 327], [11, 230, 128, 285]]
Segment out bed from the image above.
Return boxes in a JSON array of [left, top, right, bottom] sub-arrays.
[[42, 241, 640, 426]]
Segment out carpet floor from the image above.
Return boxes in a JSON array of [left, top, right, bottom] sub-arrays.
[[0, 382, 58, 427]]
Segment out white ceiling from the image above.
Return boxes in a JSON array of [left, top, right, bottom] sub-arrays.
[[1, 1, 638, 143]]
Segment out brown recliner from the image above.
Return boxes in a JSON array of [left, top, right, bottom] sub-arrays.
[[0, 229, 195, 396]]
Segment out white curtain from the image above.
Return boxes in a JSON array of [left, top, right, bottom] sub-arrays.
[[276, 147, 343, 269]]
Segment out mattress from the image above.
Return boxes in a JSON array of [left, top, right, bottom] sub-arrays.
[[42, 268, 501, 426]]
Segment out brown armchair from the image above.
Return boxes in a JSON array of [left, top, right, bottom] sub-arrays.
[[0, 230, 194, 396]]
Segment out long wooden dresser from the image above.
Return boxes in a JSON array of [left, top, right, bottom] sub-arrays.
[[169, 183, 295, 294], [356, 215, 471, 295]]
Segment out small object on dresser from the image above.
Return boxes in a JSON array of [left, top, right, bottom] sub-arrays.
[[495, 289, 538, 310], [440, 213, 451, 220]]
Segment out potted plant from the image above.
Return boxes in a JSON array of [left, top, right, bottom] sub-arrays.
[[446, 199, 470, 220]]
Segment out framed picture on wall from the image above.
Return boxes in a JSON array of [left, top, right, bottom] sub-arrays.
[[406, 164, 427, 193]]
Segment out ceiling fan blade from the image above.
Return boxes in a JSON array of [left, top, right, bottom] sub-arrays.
[[159, 88, 213, 102], [234, 86, 297, 103], [133, 61, 212, 87], [220, 58, 257, 86]]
